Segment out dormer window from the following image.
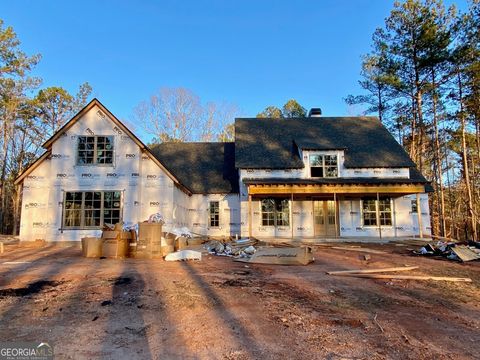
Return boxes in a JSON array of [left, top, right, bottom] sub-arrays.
[[310, 154, 338, 178], [77, 136, 114, 165]]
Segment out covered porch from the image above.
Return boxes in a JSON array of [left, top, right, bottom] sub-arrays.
[[244, 180, 430, 241]]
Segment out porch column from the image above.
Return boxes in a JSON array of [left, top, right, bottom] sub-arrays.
[[376, 192, 382, 239], [291, 193, 294, 239], [334, 192, 338, 238], [416, 193, 423, 238], [248, 192, 252, 239], [393, 197, 398, 238]]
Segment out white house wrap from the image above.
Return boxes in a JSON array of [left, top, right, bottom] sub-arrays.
[[16, 99, 431, 242]]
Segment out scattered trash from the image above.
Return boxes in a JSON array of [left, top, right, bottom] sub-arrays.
[[413, 241, 480, 262], [164, 250, 202, 261], [148, 213, 165, 224]]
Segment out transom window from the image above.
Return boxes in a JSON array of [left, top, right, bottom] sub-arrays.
[[209, 201, 220, 227], [63, 191, 121, 229], [77, 136, 114, 165], [362, 197, 392, 227], [310, 154, 338, 178], [261, 198, 290, 227]]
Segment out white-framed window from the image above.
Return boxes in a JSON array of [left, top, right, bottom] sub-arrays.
[[361, 197, 392, 227], [261, 198, 290, 227], [309, 154, 338, 178], [209, 201, 220, 227], [63, 191, 122, 229], [77, 136, 114, 165]]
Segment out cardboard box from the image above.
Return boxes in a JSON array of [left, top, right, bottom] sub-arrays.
[[102, 238, 128, 258], [161, 245, 175, 257], [81, 237, 103, 258], [175, 236, 188, 251]]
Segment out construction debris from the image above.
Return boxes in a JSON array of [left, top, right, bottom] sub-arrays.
[[327, 265, 472, 282], [330, 246, 386, 254], [327, 266, 419, 275], [235, 247, 314, 266], [164, 250, 202, 262], [204, 238, 257, 257], [414, 241, 480, 262], [450, 245, 480, 262], [332, 274, 472, 282]]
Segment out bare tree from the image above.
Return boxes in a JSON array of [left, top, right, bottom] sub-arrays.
[[132, 87, 238, 143]]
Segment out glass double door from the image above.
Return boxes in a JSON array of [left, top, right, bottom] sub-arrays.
[[313, 200, 336, 237]]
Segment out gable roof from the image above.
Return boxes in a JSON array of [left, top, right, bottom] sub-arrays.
[[149, 142, 239, 194], [235, 117, 416, 169], [15, 99, 190, 193]]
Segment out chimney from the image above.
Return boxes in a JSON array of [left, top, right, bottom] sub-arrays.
[[308, 108, 322, 117]]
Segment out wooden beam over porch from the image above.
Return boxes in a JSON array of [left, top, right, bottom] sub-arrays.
[[248, 183, 426, 195]]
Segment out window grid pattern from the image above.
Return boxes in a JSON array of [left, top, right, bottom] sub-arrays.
[[63, 191, 121, 229], [261, 198, 290, 227], [77, 136, 114, 165], [362, 198, 392, 227], [310, 154, 338, 178], [209, 201, 220, 227]]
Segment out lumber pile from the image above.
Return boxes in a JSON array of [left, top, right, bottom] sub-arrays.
[[327, 266, 472, 282]]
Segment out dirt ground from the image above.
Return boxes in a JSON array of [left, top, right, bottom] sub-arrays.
[[0, 242, 479, 360]]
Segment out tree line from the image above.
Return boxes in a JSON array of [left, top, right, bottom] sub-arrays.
[[0, 19, 93, 234], [345, 0, 479, 240]]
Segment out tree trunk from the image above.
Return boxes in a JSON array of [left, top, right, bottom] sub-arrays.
[[458, 73, 477, 241], [431, 69, 446, 236]]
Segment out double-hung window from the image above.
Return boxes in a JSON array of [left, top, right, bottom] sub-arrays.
[[362, 197, 392, 227], [63, 191, 122, 229], [261, 198, 290, 226], [209, 201, 220, 227], [310, 154, 338, 178], [77, 136, 114, 165]]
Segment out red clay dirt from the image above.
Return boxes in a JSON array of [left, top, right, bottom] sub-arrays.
[[0, 243, 479, 359]]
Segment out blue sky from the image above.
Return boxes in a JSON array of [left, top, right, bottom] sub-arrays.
[[1, 0, 468, 124]]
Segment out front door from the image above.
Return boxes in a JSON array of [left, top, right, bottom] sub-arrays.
[[314, 200, 336, 237]]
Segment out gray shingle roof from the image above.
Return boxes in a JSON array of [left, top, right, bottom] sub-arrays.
[[149, 142, 239, 194], [235, 117, 416, 169]]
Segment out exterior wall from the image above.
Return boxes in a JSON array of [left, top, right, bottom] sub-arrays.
[[184, 194, 241, 238], [338, 194, 431, 237], [243, 195, 431, 239], [19, 105, 177, 242]]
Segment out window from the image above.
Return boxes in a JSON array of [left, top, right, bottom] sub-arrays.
[[261, 198, 290, 226], [362, 197, 392, 227], [77, 136, 114, 165], [209, 201, 220, 227], [261, 199, 275, 226], [63, 191, 121, 228], [362, 199, 377, 226], [310, 154, 338, 178]]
